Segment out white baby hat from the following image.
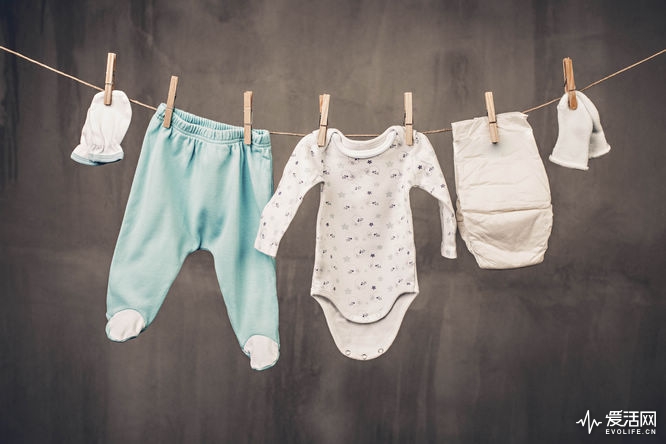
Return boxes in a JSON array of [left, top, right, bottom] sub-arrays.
[[71, 90, 132, 165], [549, 91, 610, 170]]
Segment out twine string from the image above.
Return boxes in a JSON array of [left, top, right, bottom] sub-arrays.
[[1, 45, 663, 138]]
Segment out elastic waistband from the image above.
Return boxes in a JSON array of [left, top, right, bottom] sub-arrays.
[[155, 103, 271, 147]]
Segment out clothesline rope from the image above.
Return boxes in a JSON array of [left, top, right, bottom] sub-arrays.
[[1, 45, 664, 137], [0, 45, 158, 111]]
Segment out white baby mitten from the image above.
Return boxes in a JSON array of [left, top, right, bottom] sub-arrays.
[[71, 90, 132, 165], [549, 91, 610, 170], [577, 92, 611, 159]]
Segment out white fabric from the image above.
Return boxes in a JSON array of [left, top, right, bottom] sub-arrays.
[[313, 291, 415, 360], [255, 126, 456, 360], [243, 335, 280, 370], [452, 112, 552, 269], [549, 91, 611, 170], [106, 309, 146, 342], [71, 90, 132, 165]]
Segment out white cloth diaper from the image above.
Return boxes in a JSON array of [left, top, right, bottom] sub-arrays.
[[452, 112, 553, 269]]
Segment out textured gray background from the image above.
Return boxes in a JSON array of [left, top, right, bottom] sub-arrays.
[[1, 1, 665, 443]]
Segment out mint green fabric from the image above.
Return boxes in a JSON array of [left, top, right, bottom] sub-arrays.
[[106, 104, 279, 363]]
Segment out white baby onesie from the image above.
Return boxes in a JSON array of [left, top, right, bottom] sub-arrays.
[[255, 126, 457, 360]]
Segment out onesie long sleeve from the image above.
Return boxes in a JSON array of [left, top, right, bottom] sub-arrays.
[[254, 136, 324, 256], [410, 137, 458, 259], [255, 126, 456, 361]]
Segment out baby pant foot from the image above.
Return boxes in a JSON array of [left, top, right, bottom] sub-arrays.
[[243, 335, 280, 371], [106, 309, 146, 342]]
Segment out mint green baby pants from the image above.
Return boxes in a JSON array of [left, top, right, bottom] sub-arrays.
[[106, 104, 279, 370]]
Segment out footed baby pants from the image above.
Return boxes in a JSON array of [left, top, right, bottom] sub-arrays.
[[106, 104, 280, 370]]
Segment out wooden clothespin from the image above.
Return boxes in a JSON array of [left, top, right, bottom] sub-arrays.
[[563, 57, 577, 109], [485, 91, 499, 143], [317, 93, 330, 147], [404, 92, 413, 146], [103, 52, 116, 105], [163, 75, 179, 129], [244, 91, 253, 144]]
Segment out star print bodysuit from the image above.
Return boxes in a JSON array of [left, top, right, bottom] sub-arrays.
[[255, 126, 457, 360]]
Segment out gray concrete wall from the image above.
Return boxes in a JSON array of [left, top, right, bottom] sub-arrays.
[[0, 1, 664, 442]]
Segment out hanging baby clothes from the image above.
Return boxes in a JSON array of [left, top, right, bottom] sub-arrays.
[[255, 126, 456, 360], [105, 104, 280, 371], [71, 90, 132, 165], [451, 112, 552, 269], [549, 91, 611, 170]]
